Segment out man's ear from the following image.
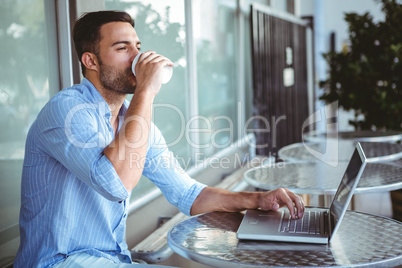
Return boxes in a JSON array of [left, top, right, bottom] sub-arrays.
[[81, 52, 99, 72]]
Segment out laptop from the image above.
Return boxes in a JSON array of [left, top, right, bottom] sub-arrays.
[[236, 142, 367, 244]]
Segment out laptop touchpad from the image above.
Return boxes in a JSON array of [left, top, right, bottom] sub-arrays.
[[258, 211, 282, 224]]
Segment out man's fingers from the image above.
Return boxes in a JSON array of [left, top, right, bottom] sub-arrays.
[[286, 189, 305, 218], [295, 195, 305, 218], [141, 52, 172, 66], [258, 188, 305, 219], [138, 51, 155, 62], [277, 188, 304, 219], [286, 189, 304, 217], [269, 202, 280, 211]]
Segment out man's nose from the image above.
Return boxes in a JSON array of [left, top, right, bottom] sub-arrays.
[[130, 47, 141, 63]]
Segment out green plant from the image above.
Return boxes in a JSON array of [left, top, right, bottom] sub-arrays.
[[319, 0, 402, 131]]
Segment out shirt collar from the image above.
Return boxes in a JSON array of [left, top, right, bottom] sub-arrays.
[[81, 78, 130, 120]]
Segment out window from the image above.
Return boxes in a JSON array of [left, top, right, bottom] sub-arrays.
[[193, 0, 239, 158], [271, 0, 295, 14], [0, 0, 59, 258]]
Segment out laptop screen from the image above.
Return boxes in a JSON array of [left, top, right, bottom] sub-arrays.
[[329, 143, 366, 240]]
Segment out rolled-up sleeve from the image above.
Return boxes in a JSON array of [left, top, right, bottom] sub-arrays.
[[142, 123, 206, 216], [36, 93, 129, 201]]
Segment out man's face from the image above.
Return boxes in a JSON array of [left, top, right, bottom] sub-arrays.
[[97, 21, 141, 94]]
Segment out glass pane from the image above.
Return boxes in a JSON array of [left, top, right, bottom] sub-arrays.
[[105, 0, 188, 199], [0, 0, 58, 232], [271, 0, 289, 13], [193, 0, 238, 158], [249, 0, 271, 6]]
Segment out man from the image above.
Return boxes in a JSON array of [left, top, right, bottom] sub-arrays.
[[15, 10, 304, 267]]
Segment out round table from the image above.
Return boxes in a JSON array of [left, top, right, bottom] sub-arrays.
[[168, 211, 402, 267], [278, 141, 402, 163], [243, 160, 402, 195], [303, 130, 402, 143]]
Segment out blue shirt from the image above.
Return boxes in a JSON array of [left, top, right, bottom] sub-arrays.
[[15, 78, 206, 268]]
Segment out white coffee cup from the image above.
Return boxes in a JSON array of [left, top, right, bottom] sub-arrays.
[[131, 53, 173, 84]]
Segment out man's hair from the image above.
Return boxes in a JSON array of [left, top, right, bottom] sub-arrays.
[[73, 10, 135, 76]]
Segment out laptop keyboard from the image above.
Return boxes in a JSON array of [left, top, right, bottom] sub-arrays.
[[280, 211, 321, 234]]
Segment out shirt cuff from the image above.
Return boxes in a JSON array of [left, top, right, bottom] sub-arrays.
[[178, 182, 207, 216], [91, 155, 129, 201]]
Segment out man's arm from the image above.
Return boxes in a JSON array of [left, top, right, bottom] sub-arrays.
[[190, 187, 305, 219], [104, 52, 173, 192], [104, 88, 154, 192]]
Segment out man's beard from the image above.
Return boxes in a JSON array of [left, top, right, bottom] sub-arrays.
[[98, 59, 136, 95]]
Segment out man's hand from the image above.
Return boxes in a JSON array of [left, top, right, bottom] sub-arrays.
[[134, 51, 173, 95], [190, 187, 305, 218], [257, 188, 304, 219]]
